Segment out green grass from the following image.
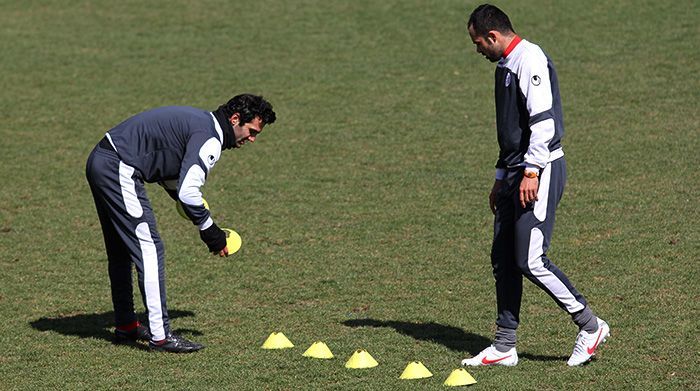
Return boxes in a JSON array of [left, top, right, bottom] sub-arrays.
[[1, 0, 698, 389]]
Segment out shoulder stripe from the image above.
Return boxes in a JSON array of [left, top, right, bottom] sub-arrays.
[[210, 112, 224, 144]]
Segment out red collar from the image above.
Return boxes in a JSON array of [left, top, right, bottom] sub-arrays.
[[502, 35, 522, 58]]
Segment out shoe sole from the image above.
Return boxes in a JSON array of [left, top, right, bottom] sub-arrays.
[[462, 362, 518, 367], [149, 348, 203, 353], [461, 358, 518, 367], [149, 345, 204, 353]]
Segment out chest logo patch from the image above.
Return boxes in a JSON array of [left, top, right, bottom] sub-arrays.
[[505, 73, 512, 87], [531, 75, 541, 86]]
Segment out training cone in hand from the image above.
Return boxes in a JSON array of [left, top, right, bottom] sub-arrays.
[[443, 368, 477, 387], [222, 228, 242, 254], [302, 341, 334, 359], [399, 361, 433, 379], [261, 332, 294, 349], [345, 350, 379, 369]]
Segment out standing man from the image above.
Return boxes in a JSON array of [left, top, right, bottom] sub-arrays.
[[462, 5, 609, 367], [86, 94, 276, 353]]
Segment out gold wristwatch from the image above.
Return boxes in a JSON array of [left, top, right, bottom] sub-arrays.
[[523, 170, 538, 179]]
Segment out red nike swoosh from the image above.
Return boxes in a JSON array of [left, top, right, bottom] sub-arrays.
[[481, 355, 512, 365], [587, 328, 604, 355]]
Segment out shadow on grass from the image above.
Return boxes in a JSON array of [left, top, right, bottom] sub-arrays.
[[342, 318, 490, 356], [519, 353, 569, 362], [30, 310, 199, 350], [342, 319, 570, 362]]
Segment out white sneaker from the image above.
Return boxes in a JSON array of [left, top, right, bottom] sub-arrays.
[[461, 345, 518, 367], [567, 318, 610, 366]]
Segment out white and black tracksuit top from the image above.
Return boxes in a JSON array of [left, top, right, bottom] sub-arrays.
[[494, 37, 565, 177], [105, 106, 224, 231]]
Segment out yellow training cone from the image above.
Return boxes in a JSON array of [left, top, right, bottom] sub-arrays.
[[344, 349, 379, 369], [302, 341, 334, 359], [399, 361, 433, 379], [443, 368, 477, 387], [222, 228, 242, 254], [261, 332, 294, 349]]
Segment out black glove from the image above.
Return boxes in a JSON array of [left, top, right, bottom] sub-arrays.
[[199, 223, 227, 253]]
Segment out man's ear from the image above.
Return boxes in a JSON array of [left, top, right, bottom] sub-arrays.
[[487, 30, 499, 44], [229, 113, 240, 127]]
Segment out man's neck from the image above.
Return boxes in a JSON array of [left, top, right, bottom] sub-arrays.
[[212, 109, 236, 150], [502, 34, 522, 58]]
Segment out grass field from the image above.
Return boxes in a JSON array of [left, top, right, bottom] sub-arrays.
[[1, 0, 698, 389]]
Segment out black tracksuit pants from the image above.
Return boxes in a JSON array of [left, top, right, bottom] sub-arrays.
[[491, 157, 587, 329], [86, 139, 170, 341]]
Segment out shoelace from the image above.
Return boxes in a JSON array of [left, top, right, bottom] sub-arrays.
[[571, 332, 587, 355]]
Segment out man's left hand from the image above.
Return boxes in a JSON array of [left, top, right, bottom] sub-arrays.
[[519, 176, 539, 208]]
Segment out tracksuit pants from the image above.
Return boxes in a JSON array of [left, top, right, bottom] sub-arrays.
[[86, 138, 169, 341], [492, 157, 587, 330]]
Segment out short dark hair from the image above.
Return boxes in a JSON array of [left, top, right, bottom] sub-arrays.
[[468, 4, 515, 37], [215, 94, 276, 125]]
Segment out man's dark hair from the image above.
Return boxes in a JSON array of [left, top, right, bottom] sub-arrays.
[[468, 4, 515, 37], [216, 93, 276, 125]]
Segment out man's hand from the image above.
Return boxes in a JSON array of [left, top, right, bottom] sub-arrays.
[[217, 247, 229, 257], [200, 223, 227, 254], [489, 180, 503, 214], [519, 176, 539, 208]]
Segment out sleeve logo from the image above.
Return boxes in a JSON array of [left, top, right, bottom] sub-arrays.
[[531, 75, 541, 86], [505, 73, 512, 87], [207, 154, 216, 167]]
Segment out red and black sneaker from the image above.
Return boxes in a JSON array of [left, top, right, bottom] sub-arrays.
[[114, 321, 151, 344], [149, 334, 204, 353]]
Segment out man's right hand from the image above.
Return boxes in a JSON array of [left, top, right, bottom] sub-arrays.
[[489, 180, 503, 215]]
